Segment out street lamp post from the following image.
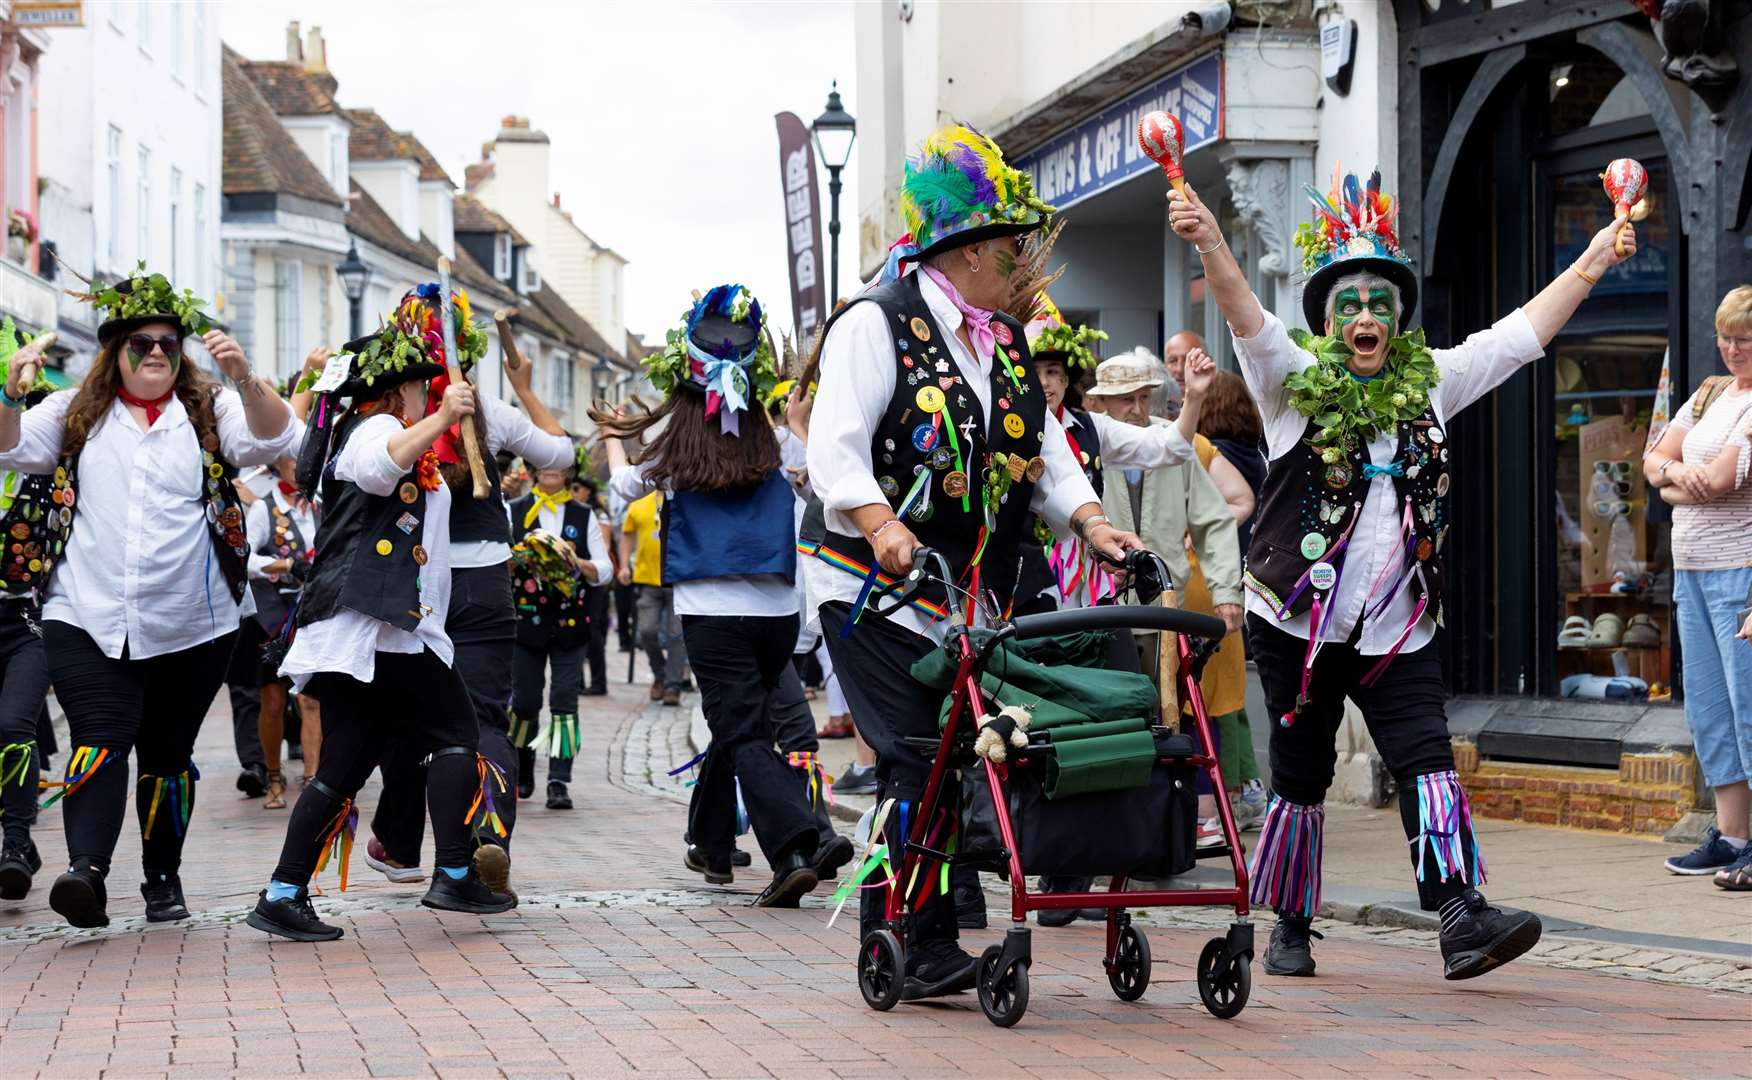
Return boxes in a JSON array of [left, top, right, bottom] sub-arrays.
[[810, 81, 856, 305], [335, 240, 370, 339]]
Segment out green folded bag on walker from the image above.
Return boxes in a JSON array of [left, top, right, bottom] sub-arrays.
[[910, 631, 1161, 798]]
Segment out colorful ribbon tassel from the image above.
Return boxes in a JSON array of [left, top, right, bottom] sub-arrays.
[[1410, 770, 1487, 886], [38, 746, 113, 810], [667, 750, 705, 788], [312, 797, 358, 892], [466, 754, 510, 839], [0, 741, 33, 790], [507, 712, 538, 750], [542, 713, 580, 761], [141, 763, 199, 839], [786, 751, 834, 810], [1247, 796, 1325, 918]]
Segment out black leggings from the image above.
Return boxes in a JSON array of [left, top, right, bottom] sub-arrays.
[[44, 622, 234, 878], [271, 648, 481, 885], [0, 601, 51, 847]]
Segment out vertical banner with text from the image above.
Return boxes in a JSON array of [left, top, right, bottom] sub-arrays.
[[774, 112, 826, 359]]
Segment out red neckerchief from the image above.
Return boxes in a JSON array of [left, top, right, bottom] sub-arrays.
[[277, 480, 298, 498], [119, 386, 175, 426], [425, 374, 465, 466], [1056, 404, 1087, 467]]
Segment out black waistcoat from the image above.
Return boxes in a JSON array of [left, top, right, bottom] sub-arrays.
[[1065, 407, 1105, 496], [821, 274, 1048, 611], [509, 492, 593, 648], [447, 443, 509, 544], [297, 419, 433, 633], [1244, 410, 1450, 625], [0, 466, 72, 598], [249, 497, 314, 630]]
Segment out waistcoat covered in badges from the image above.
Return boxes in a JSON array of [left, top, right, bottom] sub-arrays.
[[821, 274, 1048, 611], [1064, 408, 1105, 497], [0, 467, 72, 598], [509, 493, 594, 647], [250, 499, 314, 631], [662, 469, 796, 586], [1244, 410, 1450, 625], [297, 420, 432, 633], [448, 442, 509, 545]]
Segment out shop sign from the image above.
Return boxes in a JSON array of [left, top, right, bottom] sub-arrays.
[[12, 2, 84, 28], [773, 112, 826, 346], [1016, 51, 1223, 211]]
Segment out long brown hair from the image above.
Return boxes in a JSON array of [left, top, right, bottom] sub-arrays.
[[1196, 370, 1264, 443], [589, 389, 779, 493], [63, 335, 221, 460]]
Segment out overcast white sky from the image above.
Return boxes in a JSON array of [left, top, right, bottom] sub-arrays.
[[220, 0, 860, 346]]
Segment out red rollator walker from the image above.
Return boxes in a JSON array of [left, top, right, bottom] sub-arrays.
[[851, 547, 1253, 1027]]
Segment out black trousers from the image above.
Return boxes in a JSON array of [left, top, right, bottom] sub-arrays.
[[229, 682, 264, 771], [0, 601, 50, 847], [44, 622, 234, 878], [584, 584, 609, 691], [274, 649, 480, 883], [681, 613, 817, 865], [613, 583, 636, 650], [1248, 614, 1475, 909], [373, 565, 518, 863], [817, 601, 959, 945], [511, 635, 587, 785]]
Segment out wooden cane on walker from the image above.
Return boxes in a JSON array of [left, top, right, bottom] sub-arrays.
[[493, 307, 523, 371], [1158, 584, 1181, 732], [435, 257, 491, 499]]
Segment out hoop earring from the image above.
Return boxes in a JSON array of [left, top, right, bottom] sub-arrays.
[[970, 260, 981, 274]]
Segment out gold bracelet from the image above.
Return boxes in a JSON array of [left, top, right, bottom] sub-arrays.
[[1571, 265, 1599, 287]]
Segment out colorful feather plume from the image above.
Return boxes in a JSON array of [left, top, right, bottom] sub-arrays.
[[1292, 164, 1404, 276]]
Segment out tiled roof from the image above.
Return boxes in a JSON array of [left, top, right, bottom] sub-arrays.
[[447, 242, 520, 322], [453, 194, 527, 246], [625, 331, 658, 362], [345, 109, 453, 186], [221, 47, 344, 207], [528, 284, 619, 361], [346, 180, 441, 272], [236, 57, 343, 116]]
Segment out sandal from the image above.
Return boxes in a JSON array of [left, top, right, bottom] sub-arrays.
[[263, 771, 287, 810], [1715, 851, 1752, 891], [1558, 615, 1591, 649]]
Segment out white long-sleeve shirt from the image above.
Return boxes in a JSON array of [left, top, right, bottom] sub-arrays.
[[450, 393, 575, 570], [0, 388, 301, 659], [806, 273, 1102, 639], [524, 490, 613, 585], [1233, 308, 1543, 654], [245, 486, 317, 581], [279, 414, 454, 690]]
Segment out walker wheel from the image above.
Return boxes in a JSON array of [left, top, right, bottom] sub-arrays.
[[1107, 923, 1152, 1002], [977, 943, 1030, 1028], [1196, 937, 1251, 1019], [858, 929, 904, 1011]]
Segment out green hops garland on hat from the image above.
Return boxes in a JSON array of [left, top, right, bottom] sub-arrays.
[[0, 316, 56, 396], [79, 261, 213, 335], [1032, 323, 1108, 370], [1284, 327, 1440, 460], [642, 286, 780, 403]]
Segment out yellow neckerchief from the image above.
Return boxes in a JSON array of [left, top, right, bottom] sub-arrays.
[[523, 487, 570, 530]]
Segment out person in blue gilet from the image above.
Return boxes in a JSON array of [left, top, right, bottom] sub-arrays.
[[597, 285, 821, 908]]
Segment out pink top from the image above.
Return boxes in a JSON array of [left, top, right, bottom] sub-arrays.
[[1670, 383, 1752, 571]]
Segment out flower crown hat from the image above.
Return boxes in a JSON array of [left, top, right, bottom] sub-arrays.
[[74, 262, 213, 346], [1294, 166, 1419, 331], [298, 284, 487, 399], [881, 124, 1055, 282], [642, 284, 778, 436]]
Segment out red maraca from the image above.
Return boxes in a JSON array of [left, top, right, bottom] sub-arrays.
[[1600, 158, 1647, 257], [1137, 111, 1186, 199]]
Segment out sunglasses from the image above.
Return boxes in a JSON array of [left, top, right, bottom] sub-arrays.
[[1592, 478, 1633, 497], [127, 333, 183, 358]]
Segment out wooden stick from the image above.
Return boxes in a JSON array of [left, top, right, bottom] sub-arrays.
[[435, 257, 491, 499], [493, 308, 523, 370], [1157, 586, 1181, 731]]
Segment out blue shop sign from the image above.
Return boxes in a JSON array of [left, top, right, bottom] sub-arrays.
[[1016, 51, 1224, 211]]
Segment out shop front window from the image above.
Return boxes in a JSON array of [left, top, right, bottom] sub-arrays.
[[1550, 157, 1674, 705]]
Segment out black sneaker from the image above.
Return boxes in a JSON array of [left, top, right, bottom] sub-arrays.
[[813, 835, 855, 881], [1664, 827, 1744, 875], [1034, 876, 1103, 928], [546, 781, 573, 810], [684, 845, 733, 884], [0, 839, 41, 900], [1264, 914, 1322, 976], [582, 684, 608, 697], [1439, 888, 1541, 980], [48, 867, 109, 928], [236, 763, 268, 798], [141, 872, 189, 922], [421, 867, 517, 914], [731, 847, 753, 868], [754, 850, 818, 908], [900, 939, 978, 1000], [835, 763, 878, 796], [247, 887, 343, 942]]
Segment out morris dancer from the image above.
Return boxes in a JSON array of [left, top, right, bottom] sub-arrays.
[[597, 284, 823, 907], [1168, 168, 1637, 979], [249, 290, 515, 941], [0, 268, 299, 927]]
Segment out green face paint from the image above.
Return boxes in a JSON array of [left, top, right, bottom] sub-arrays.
[[992, 250, 1018, 279], [1331, 287, 1395, 355], [126, 348, 145, 372]]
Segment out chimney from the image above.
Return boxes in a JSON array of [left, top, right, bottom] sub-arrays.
[[552, 193, 561, 209], [304, 25, 328, 73], [285, 20, 302, 63]]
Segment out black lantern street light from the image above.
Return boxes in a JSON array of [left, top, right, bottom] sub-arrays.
[[336, 240, 371, 338], [810, 81, 856, 306]]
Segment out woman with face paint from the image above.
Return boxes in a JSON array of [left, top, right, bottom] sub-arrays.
[[1169, 168, 1638, 983], [0, 268, 300, 928]]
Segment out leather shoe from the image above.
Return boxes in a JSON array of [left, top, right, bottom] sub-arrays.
[[754, 850, 818, 907], [546, 781, 573, 810]]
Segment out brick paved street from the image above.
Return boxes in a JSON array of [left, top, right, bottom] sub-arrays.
[[3, 669, 1749, 1079]]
